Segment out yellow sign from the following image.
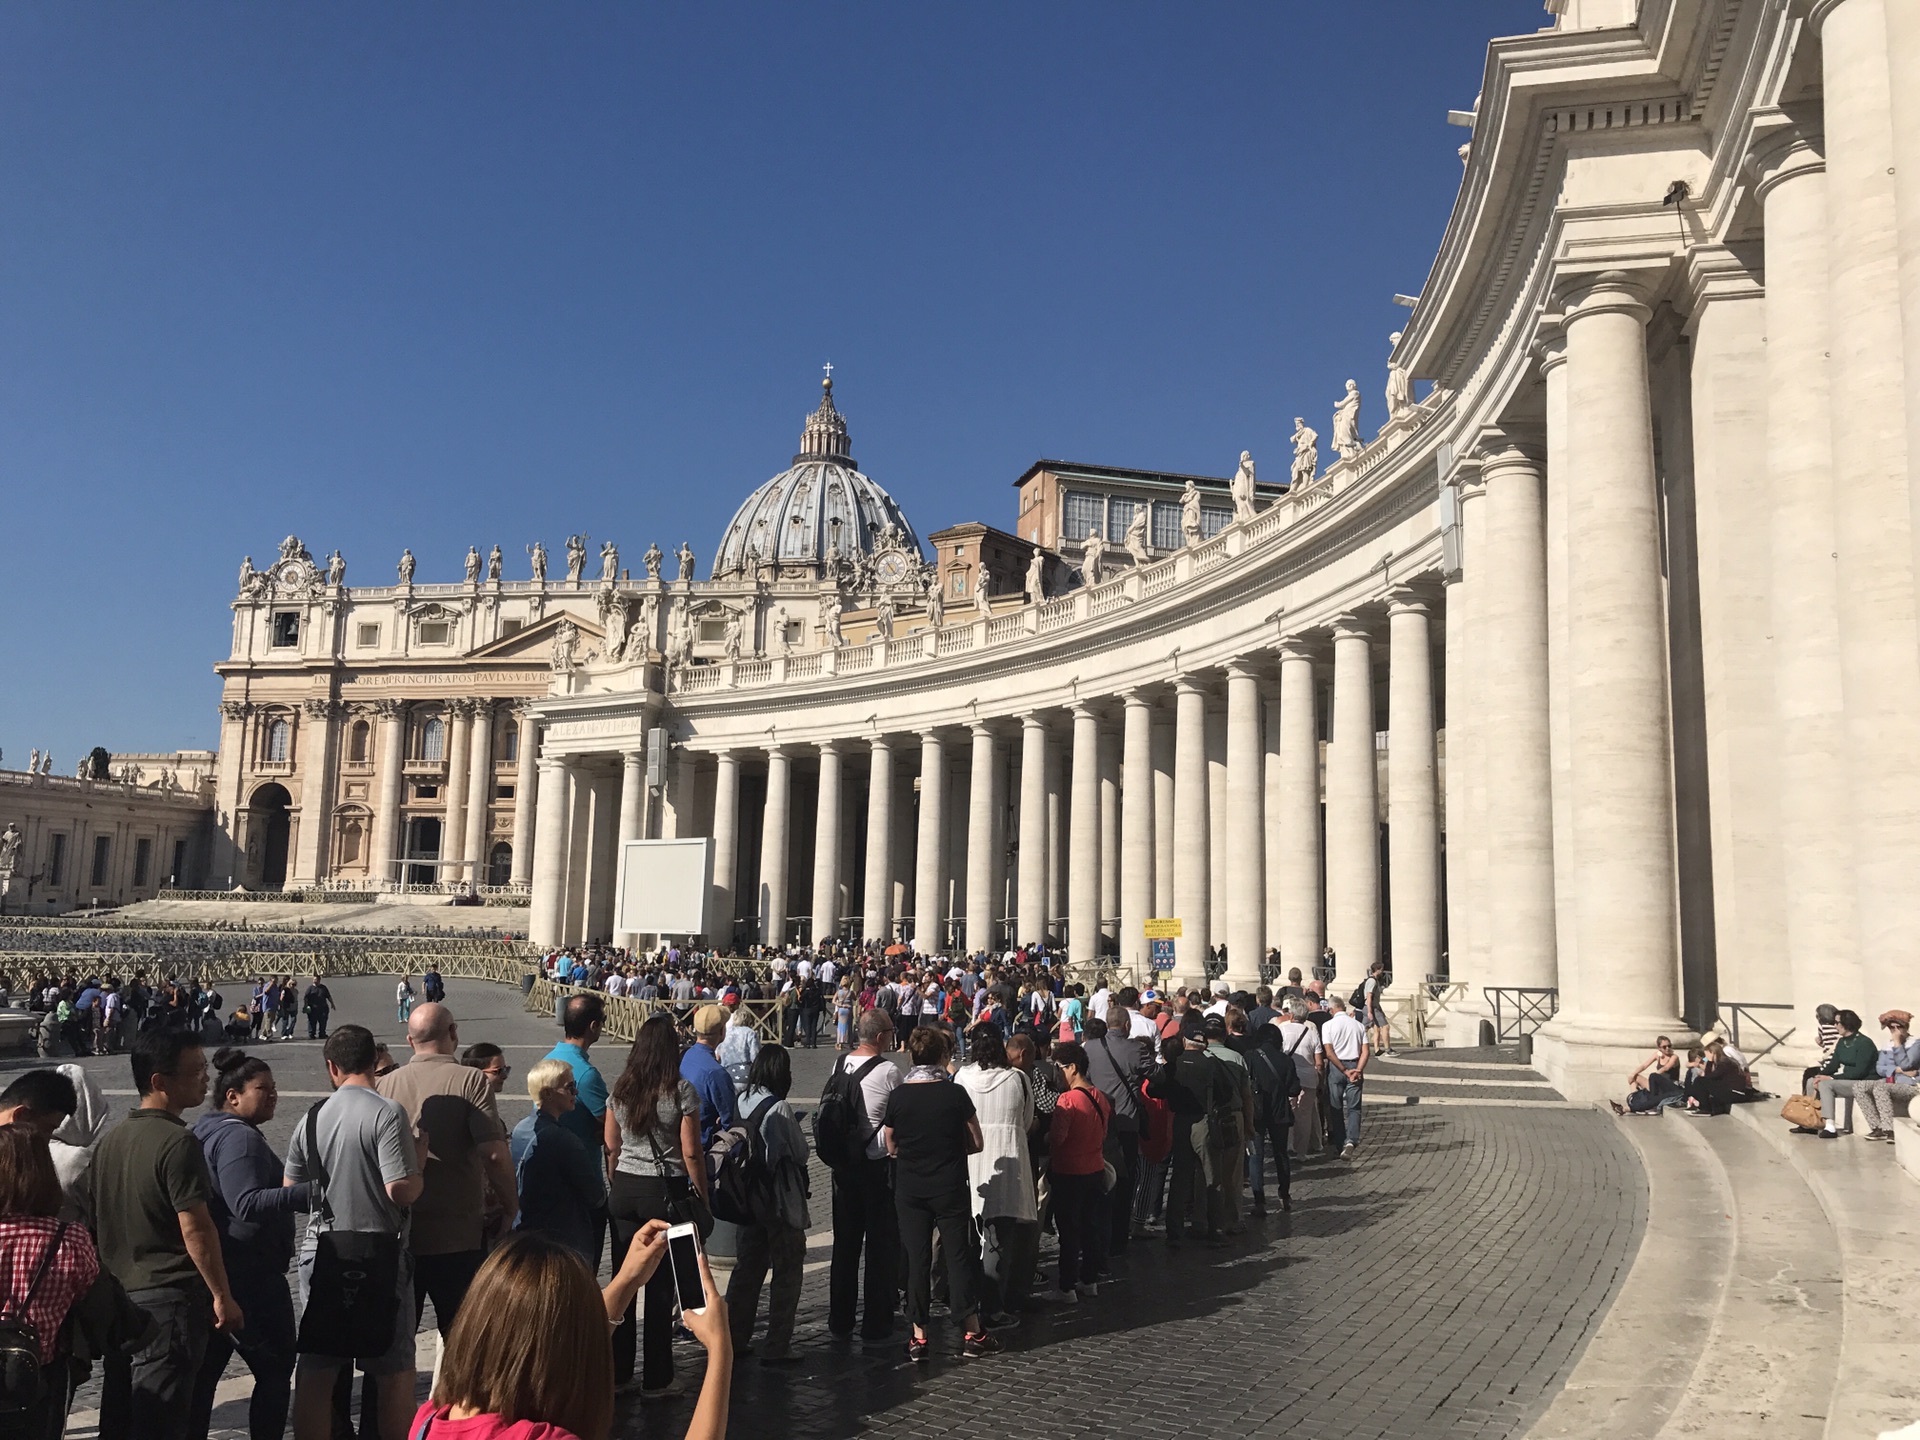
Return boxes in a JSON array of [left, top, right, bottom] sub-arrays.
[[1143, 918, 1183, 940]]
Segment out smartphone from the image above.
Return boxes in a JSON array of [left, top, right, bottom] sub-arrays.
[[665, 1222, 707, 1316]]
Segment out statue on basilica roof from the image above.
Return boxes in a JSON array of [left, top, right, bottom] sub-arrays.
[[1290, 418, 1320, 488], [327, 551, 346, 587], [464, 546, 481, 584], [1180, 481, 1203, 548], [600, 540, 620, 584], [528, 540, 548, 585], [1332, 379, 1363, 462], [1231, 451, 1258, 522], [676, 543, 696, 583], [486, 545, 502, 582], [398, 549, 416, 586], [643, 543, 662, 582], [564, 535, 589, 587]]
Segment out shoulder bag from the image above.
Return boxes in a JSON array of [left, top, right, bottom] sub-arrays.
[[294, 1101, 404, 1360], [643, 1108, 715, 1239]]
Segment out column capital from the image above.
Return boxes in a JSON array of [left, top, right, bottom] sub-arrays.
[[816, 737, 842, 756], [1329, 613, 1374, 642], [1223, 657, 1265, 683], [764, 742, 789, 759], [1475, 423, 1547, 473], [447, 697, 477, 720], [1385, 585, 1436, 618], [536, 754, 571, 776], [1554, 267, 1657, 326], [1173, 675, 1210, 698], [967, 720, 995, 740], [869, 733, 894, 754], [301, 697, 341, 721], [1746, 108, 1824, 198], [620, 747, 646, 763], [1120, 686, 1155, 710], [372, 698, 406, 721], [469, 697, 497, 721], [1532, 315, 1568, 376], [1276, 634, 1320, 663], [1020, 712, 1050, 733]]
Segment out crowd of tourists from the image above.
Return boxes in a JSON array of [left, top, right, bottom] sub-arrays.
[[13, 969, 346, 1058]]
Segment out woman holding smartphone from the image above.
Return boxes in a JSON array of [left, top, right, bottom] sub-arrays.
[[413, 1225, 730, 1440]]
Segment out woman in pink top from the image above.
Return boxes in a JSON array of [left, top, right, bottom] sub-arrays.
[[1045, 1042, 1112, 1304], [410, 1226, 730, 1440]]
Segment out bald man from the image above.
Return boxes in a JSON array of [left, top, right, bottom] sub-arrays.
[[376, 1001, 516, 1338]]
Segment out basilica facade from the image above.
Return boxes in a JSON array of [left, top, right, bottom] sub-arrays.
[[205, 0, 1920, 1102]]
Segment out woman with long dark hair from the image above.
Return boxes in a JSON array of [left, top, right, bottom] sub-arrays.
[[724, 1045, 809, 1362], [604, 1014, 705, 1397], [0, 1126, 98, 1440]]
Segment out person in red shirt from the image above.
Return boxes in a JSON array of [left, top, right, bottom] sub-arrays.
[[1131, 1048, 1176, 1237], [1045, 1043, 1112, 1303]]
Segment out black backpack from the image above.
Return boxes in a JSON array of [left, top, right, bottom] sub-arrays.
[[1246, 1042, 1300, 1128], [813, 1056, 885, 1171], [0, 1223, 66, 1413], [709, 1103, 777, 1226]]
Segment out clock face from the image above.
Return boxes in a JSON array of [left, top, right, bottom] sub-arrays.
[[874, 551, 910, 585]]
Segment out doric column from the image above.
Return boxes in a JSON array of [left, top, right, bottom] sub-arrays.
[[862, 738, 895, 942], [711, 750, 740, 948], [1888, 0, 1920, 509], [291, 698, 338, 885], [1478, 437, 1557, 990], [528, 756, 572, 946], [1262, 680, 1283, 961], [1443, 470, 1491, 1041], [509, 707, 539, 885], [1016, 718, 1048, 945], [369, 700, 407, 888], [1068, 703, 1102, 968], [1324, 619, 1379, 995], [212, 700, 251, 886], [614, 747, 646, 941], [1120, 692, 1154, 982], [1537, 330, 1579, 1006], [1275, 642, 1322, 974], [1224, 662, 1265, 989], [1815, 0, 1920, 1029], [463, 700, 496, 883], [1206, 703, 1228, 943], [760, 746, 791, 948], [584, 767, 619, 944], [1099, 738, 1119, 957], [1750, 116, 1859, 1062], [812, 741, 843, 945], [1386, 592, 1440, 986], [1537, 271, 1684, 1098], [442, 700, 472, 886], [1151, 716, 1175, 919], [1171, 679, 1211, 987], [561, 769, 592, 943], [965, 726, 998, 955], [914, 732, 946, 952], [1045, 734, 1064, 936]]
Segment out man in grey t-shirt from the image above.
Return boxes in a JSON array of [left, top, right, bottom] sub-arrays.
[[284, 1025, 424, 1440]]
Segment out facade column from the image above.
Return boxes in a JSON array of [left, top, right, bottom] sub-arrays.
[[1068, 704, 1102, 969], [1535, 271, 1684, 1100], [291, 699, 338, 885], [1323, 620, 1379, 996], [711, 750, 740, 949], [759, 746, 791, 948], [1750, 116, 1859, 1066], [212, 700, 250, 887], [1537, 331, 1579, 1009], [914, 733, 946, 953], [862, 738, 895, 943], [1386, 592, 1441, 988], [1478, 438, 1557, 990], [528, 756, 572, 947], [369, 700, 407, 889], [1815, 0, 1920, 1029], [584, 767, 619, 944], [1120, 692, 1154, 982], [1171, 679, 1211, 988], [509, 708, 538, 886], [1151, 716, 1175, 920], [1224, 663, 1265, 990], [442, 701, 472, 887], [1017, 718, 1048, 946], [614, 747, 645, 944], [965, 726, 998, 955], [1888, 0, 1920, 518], [463, 700, 496, 885], [1098, 738, 1119, 957], [1443, 471, 1491, 1042], [1275, 643, 1322, 976], [811, 741, 843, 945]]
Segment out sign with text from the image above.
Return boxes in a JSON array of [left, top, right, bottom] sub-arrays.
[[1143, 918, 1183, 940], [1150, 938, 1176, 971]]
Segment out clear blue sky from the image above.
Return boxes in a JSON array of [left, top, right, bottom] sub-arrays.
[[0, 1, 1542, 761]]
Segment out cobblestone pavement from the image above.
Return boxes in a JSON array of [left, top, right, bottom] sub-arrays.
[[9, 979, 1645, 1440]]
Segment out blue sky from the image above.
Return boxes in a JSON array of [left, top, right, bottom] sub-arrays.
[[0, 1, 1543, 760]]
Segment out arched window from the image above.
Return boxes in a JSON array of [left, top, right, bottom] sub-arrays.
[[265, 718, 291, 763], [487, 842, 513, 887], [420, 716, 445, 761], [502, 726, 519, 764], [348, 720, 371, 764]]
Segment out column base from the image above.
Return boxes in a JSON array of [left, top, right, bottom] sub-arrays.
[[1531, 1013, 1698, 1105], [1440, 998, 1495, 1049]]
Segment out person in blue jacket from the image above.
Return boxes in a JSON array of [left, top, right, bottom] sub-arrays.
[[509, 1058, 608, 1265]]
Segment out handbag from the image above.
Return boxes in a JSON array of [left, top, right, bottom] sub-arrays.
[[295, 1102, 404, 1359], [644, 1118, 715, 1239], [1780, 1092, 1823, 1129]]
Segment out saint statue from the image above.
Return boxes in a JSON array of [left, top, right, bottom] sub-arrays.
[[643, 543, 663, 581], [486, 545, 503, 582], [626, 593, 658, 661], [926, 580, 944, 630], [238, 556, 256, 594], [600, 540, 620, 584], [820, 590, 844, 648], [876, 596, 895, 639], [528, 541, 548, 584], [1026, 549, 1048, 603], [564, 534, 589, 586], [39, 754, 52, 776], [600, 591, 629, 658], [327, 550, 346, 586], [1081, 529, 1106, 586], [1230, 451, 1258, 522], [1290, 418, 1320, 488], [26, 751, 39, 777], [1385, 332, 1413, 422], [0, 821, 20, 879], [722, 612, 743, 661], [1124, 505, 1149, 564], [398, 549, 416, 585], [1332, 379, 1363, 462], [675, 543, 696, 582], [975, 564, 994, 619], [1180, 480, 1203, 548], [464, 546, 481, 584], [551, 617, 580, 675]]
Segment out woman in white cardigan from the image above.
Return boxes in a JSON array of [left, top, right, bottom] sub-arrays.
[[956, 1024, 1038, 1319]]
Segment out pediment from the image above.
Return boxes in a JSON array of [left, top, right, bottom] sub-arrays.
[[469, 612, 603, 660]]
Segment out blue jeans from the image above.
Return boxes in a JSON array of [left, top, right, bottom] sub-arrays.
[[1326, 1067, 1363, 1145]]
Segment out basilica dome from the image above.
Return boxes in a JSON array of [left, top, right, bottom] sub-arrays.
[[712, 376, 922, 579]]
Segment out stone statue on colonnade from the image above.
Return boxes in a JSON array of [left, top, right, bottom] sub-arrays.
[[643, 543, 662, 581], [26, 751, 39, 777], [1025, 549, 1048, 602], [564, 535, 589, 586], [486, 545, 502, 582], [1385, 332, 1413, 423], [327, 550, 346, 586], [600, 540, 620, 584], [1290, 418, 1319, 488], [1081, 529, 1106, 585], [528, 541, 548, 585], [676, 543, 696, 582], [975, 565, 994, 619], [238, 556, 256, 595], [876, 596, 895, 639], [0, 822, 21, 879], [1332, 380, 1363, 461], [1231, 450, 1258, 522], [398, 550, 416, 585], [599, 590, 629, 657], [1179, 480, 1203, 547], [1124, 507, 1149, 563], [722, 611, 743, 660], [925, 581, 944, 630], [464, 547, 481, 584], [820, 590, 844, 647]]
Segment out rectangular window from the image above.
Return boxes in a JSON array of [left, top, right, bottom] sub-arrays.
[[270, 612, 300, 648], [356, 623, 381, 648], [47, 834, 66, 887], [1061, 491, 1104, 543], [502, 729, 519, 763], [1150, 501, 1182, 551], [1200, 504, 1233, 540], [171, 839, 187, 884], [1107, 498, 1138, 544], [133, 838, 152, 888], [414, 783, 440, 800], [501, 618, 524, 637], [496, 784, 515, 801], [417, 621, 451, 646], [698, 620, 726, 643], [90, 835, 111, 887]]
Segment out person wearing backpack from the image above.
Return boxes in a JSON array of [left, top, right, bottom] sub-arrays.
[[1082, 1019, 1146, 1256], [1356, 961, 1392, 1058], [0, 1126, 100, 1439], [725, 1045, 809, 1364], [1243, 1024, 1297, 1215], [820, 1009, 901, 1342]]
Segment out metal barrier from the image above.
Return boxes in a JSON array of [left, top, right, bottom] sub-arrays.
[[528, 979, 791, 1045], [0, 948, 536, 996], [1719, 1001, 1796, 1063], [1485, 986, 1559, 1043]]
